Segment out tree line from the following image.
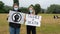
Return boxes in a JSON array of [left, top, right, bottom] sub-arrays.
[[0, 1, 60, 14]]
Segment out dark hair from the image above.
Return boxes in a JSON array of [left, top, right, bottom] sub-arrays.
[[13, 3, 19, 10], [13, 3, 19, 7]]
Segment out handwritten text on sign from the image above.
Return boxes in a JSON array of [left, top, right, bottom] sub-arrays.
[[25, 14, 42, 27]]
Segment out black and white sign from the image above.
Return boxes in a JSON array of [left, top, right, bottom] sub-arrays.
[[8, 10, 25, 24], [25, 14, 42, 27]]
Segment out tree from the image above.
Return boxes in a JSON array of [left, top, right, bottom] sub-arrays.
[[34, 4, 41, 14], [19, 7, 29, 13], [47, 4, 60, 14], [0, 1, 4, 13], [0, 1, 4, 9], [4, 5, 13, 13], [41, 9, 46, 13], [13, 0, 19, 6], [0, 1, 13, 13]]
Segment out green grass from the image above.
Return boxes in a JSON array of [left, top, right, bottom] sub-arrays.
[[39, 23, 60, 34], [0, 14, 60, 34]]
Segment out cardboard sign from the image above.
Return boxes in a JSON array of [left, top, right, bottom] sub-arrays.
[[8, 10, 25, 24], [25, 14, 42, 27]]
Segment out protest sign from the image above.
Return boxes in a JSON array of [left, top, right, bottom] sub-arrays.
[[25, 14, 42, 27], [8, 10, 25, 24]]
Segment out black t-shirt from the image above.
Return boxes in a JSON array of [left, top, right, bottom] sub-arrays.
[[9, 10, 21, 28]]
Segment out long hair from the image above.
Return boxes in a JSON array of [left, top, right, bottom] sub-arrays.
[[13, 3, 19, 7], [28, 5, 35, 15]]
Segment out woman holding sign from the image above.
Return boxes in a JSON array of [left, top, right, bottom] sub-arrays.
[[7, 3, 21, 34], [26, 5, 36, 34]]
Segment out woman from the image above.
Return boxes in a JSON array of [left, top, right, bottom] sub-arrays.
[[26, 5, 36, 34], [7, 3, 21, 34]]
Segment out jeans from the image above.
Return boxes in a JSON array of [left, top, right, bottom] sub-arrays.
[[9, 26, 20, 34]]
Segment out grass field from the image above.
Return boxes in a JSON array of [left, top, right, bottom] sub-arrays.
[[0, 14, 60, 34]]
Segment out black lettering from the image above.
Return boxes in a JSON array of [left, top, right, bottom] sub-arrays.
[[35, 16, 39, 19], [28, 21, 31, 24]]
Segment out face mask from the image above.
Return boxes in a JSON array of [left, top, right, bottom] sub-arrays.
[[29, 10, 33, 13], [14, 7, 18, 11]]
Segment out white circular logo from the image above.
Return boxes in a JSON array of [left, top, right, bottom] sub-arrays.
[[12, 13, 22, 22]]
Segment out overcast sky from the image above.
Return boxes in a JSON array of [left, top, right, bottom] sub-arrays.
[[0, 0, 60, 9]]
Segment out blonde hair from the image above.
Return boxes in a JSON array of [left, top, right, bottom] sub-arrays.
[[28, 6, 35, 15]]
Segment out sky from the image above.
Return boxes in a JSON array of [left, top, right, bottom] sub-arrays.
[[0, 0, 60, 9]]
